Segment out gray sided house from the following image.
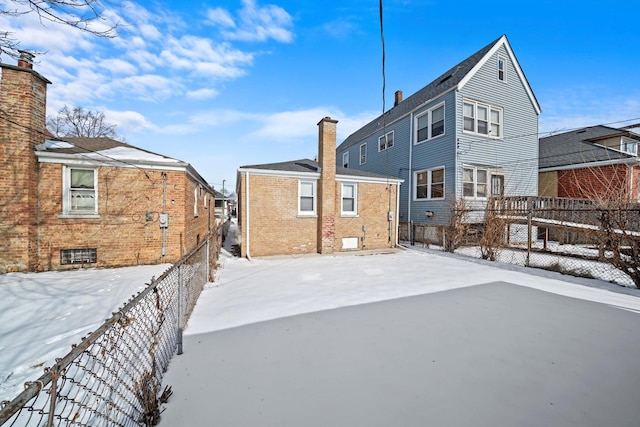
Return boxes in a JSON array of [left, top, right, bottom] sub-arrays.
[[337, 35, 541, 227]]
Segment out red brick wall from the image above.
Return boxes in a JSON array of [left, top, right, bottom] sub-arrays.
[[558, 165, 629, 201], [36, 165, 214, 271], [0, 64, 48, 272]]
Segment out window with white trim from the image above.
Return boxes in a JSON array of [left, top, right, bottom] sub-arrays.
[[194, 185, 198, 217], [416, 103, 445, 144], [63, 167, 97, 214], [463, 166, 489, 198], [463, 100, 502, 138], [359, 143, 367, 165], [341, 182, 357, 215], [379, 131, 394, 151], [342, 151, 349, 168], [299, 180, 316, 215], [498, 56, 506, 82], [414, 167, 445, 200], [621, 137, 638, 155]]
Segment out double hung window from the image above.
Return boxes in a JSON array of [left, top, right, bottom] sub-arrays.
[[64, 167, 97, 214], [299, 180, 316, 215], [379, 131, 394, 151], [416, 103, 445, 144], [341, 183, 357, 215], [414, 167, 445, 200], [463, 100, 502, 138], [359, 143, 367, 165]]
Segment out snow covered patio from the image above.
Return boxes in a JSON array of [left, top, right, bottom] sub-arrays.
[[159, 246, 640, 426]]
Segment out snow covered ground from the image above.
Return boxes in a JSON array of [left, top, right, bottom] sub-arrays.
[[157, 224, 640, 425], [0, 263, 170, 402], [2, 221, 640, 424]]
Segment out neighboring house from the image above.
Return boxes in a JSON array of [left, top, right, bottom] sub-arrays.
[[0, 55, 216, 273], [236, 117, 403, 258], [214, 190, 228, 220], [539, 125, 640, 201], [336, 35, 541, 227]]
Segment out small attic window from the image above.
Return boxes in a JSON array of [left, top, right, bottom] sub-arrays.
[[498, 56, 506, 82]]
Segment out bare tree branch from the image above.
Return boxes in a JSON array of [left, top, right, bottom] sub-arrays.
[[1, 0, 120, 59], [47, 105, 120, 139]]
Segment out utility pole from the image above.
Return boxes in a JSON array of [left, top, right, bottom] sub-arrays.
[[222, 179, 226, 218]]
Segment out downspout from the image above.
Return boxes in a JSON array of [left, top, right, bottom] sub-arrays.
[[245, 170, 251, 261], [407, 111, 414, 240], [396, 181, 401, 246], [161, 172, 167, 257]]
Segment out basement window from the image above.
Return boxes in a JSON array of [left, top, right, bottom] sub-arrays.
[[61, 248, 97, 265]]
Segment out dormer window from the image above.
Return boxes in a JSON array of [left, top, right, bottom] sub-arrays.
[[621, 137, 638, 155], [498, 56, 506, 82]]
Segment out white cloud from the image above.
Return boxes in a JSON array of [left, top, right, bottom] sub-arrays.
[[186, 88, 219, 100], [206, 8, 236, 28], [100, 58, 138, 75], [207, 0, 294, 43], [104, 109, 155, 133]]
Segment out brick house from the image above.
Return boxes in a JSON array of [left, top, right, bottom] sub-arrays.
[[539, 125, 640, 201], [0, 55, 216, 273], [236, 117, 403, 258]]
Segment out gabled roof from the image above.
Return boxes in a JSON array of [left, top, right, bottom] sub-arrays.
[[539, 125, 639, 170], [238, 158, 403, 182], [337, 35, 540, 152]]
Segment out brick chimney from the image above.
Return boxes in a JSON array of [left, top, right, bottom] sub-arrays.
[[394, 90, 403, 107], [0, 55, 51, 272], [317, 116, 338, 254]]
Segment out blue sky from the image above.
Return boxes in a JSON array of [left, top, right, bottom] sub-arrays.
[[3, 0, 639, 191]]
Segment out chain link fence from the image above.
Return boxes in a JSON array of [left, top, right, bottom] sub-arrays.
[[0, 229, 221, 427], [400, 197, 640, 289]]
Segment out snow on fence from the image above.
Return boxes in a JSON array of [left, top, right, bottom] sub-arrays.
[[0, 230, 221, 427], [400, 198, 640, 288]]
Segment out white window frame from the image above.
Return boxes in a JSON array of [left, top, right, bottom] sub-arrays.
[[359, 143, 367, 165], [341, 182, 357, 216], [379, 130, 394, 152], [463, 99, 503, 139], [298, 180, 316, 215], [463, 166, 491, 199], [194, 185, 198, 217], [342, 151, 349, 168], [63, 166, 98, 215], [498, 55, 507, 82], [415, 102, 445, 144], [414, 167, 445, 201], [621, 137, 638, 155]]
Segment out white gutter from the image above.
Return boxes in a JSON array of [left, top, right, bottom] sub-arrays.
[[539, 156, 640, 172]]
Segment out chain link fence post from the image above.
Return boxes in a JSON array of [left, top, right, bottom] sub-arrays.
[[177, 264, 184, 356]]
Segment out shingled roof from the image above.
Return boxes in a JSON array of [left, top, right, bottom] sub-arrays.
[[539, 125, 640, 169], [239, 158, 401, 181], [337, 35, 539, 152]]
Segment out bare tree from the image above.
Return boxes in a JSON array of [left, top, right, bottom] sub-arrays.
[[47, 105, 120, 139], [1, 0, 119, 58]]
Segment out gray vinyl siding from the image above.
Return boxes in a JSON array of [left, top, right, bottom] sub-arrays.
[[457, 45, 539, 204], [337, 115, 411, 219], [337, 39, 539, 226]]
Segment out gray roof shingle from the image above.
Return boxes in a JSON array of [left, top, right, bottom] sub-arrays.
[[239, 158, 400, 180], [337, 35, 505, 152], [539, 126, 639, 169]]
